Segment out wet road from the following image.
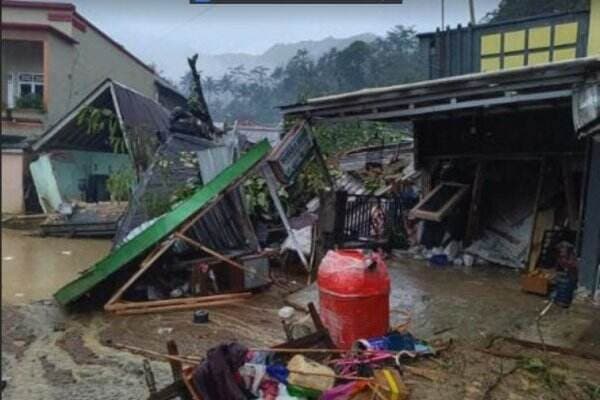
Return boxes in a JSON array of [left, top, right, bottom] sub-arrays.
[[1, 229, 111, 304]]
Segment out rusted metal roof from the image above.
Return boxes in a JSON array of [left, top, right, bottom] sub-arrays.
[[32, 79, 170, 153], [281, 57, 600, 122]]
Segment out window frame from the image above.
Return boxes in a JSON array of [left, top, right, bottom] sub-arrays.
[[17, 72, 44, 99]]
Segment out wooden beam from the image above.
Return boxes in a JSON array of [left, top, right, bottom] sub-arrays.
[[166, 340, 191, 400], [313, 89, 573, 122], [526, 159, 546, 271], [104, 238, 175, 311], [410, 182, 470, 222], [114, 298, 247, 316], [281, 59, 594, 116], [561, 158, 578, 229], [174, 233, 259, 276], [107, 292, 251, 311], [465, 161, 486, 244]]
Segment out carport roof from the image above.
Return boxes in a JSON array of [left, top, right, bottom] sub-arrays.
[[281, 57, 600, 122]]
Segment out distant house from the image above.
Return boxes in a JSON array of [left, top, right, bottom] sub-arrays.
[[1, 0, 186, 214], [236, 122, 282, 150]]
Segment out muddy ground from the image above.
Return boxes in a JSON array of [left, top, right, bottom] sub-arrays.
[[2, 229, 599, 399]]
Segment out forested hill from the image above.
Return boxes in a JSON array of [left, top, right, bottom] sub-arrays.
[[181, 25, 423, 124], [194, 33, 377, 79], [180, 0, 590, 125]]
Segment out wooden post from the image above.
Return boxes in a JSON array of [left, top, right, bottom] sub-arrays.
[[104, 238, 175, 310], [333, 190, 348, 247], [561, 158, 578, 230], [526, 159, 546, 271], [465, 160, 486, 244], [262, 165, 310, 271], [166, 340, 183, 379], [166, 340, 191, 400]]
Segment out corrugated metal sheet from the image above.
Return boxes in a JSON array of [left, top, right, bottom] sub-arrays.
[[113, 133, 251, 253], [112, 82, 170, 134], [33, 79, 171, 153]]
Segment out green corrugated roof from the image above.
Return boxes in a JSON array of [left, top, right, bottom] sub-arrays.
[[54, 140, 271, 306]]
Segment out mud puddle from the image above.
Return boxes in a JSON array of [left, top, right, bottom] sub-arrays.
[[1, 229, 111, 304]]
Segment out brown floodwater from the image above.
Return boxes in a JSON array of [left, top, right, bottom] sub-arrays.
[[1, 229, 111, 304]]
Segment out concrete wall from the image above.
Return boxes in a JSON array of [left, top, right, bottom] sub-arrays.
[[1, 151, 25, 214], [1, 7, 73, 37], [1, 40, 44, 108], [45, 25, 158, 126], [30, 150, 130, 212], [2, 4, 160, 131]]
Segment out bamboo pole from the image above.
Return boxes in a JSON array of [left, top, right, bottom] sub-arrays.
[[114, 298, 247, 316], [108, 292, 251, 311]]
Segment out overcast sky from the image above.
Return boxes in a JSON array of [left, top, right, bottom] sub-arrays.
[[68, 0, 501, 80]]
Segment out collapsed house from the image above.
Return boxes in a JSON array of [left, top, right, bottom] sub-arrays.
[[29, 79, 174, 236], [54, 141, 272, 309], [281, 57, 600, 296]]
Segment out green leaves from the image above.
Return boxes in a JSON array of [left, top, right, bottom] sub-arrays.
[[15, 94, 45, 112], [77, 106, 126, 153], [106, 168, 135, 201], [243, 175, 289, 219], [179, 25, 422, 124]]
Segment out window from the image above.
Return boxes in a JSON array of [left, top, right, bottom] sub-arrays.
[[18, 73, 44, 98]]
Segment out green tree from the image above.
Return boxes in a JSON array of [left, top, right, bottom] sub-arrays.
[[181, 25, 421, 125], [484, 0, 589, 22]]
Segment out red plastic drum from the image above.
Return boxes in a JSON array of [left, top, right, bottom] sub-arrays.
[[317, 249, 390, 349]]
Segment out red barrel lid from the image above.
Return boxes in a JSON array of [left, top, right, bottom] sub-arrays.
[[317, 249, 390, 297]]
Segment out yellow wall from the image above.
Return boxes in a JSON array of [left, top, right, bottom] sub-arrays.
[[480, 18, 584, 72], [589, 0, 600, 55]]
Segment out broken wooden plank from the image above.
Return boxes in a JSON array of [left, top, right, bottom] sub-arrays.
[[114, 298, 248, 316], [410, 181, 470, 222], [104, 238, 176, 311], [465, 161, 486, 244], [526, 159, 546, 271], [107, 292, 252, 311]]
